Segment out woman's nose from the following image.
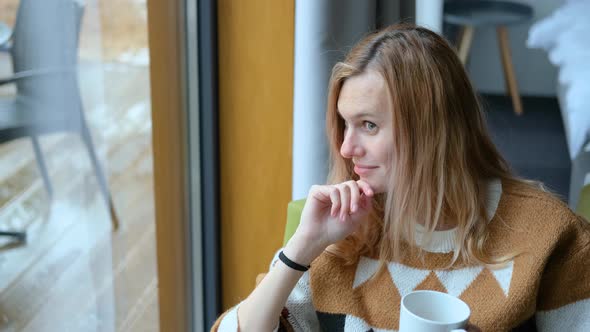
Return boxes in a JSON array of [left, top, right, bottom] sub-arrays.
[[340, 131, 363, 158]]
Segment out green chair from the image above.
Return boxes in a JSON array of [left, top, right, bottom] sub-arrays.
[[576, 183, 590, 222], [569, 142, 590, 222], [283, 199, 306, 246]]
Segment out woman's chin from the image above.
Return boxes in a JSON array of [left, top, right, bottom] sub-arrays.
[[361, 179, 386, 194]]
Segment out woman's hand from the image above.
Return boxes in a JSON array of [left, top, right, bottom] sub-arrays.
[[283, 180, 374, 266]]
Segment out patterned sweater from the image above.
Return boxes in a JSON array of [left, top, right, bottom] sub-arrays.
[[212, 179, 590, 331]]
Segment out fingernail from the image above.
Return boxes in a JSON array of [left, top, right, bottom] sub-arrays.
[[352, 204, 357, 212]]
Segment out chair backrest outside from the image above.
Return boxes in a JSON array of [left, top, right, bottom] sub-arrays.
[[10, 0, 84, 129]]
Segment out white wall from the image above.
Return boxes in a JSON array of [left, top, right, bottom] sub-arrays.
[[465, 0, 560, 96]]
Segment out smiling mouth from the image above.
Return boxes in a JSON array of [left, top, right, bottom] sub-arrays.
[[354, 165, 378, 176]]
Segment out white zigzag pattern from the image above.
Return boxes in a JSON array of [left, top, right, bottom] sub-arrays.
[[353, 256, 381, 289], [490, 261, 514, 296], [435, 265, 484, 297], [386, 262, 431, 298], [353, 257, 515, 298]]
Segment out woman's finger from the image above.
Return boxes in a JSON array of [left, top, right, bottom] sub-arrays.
[[329, 187, 340, 217], [356, 179, 374, 197], [347, 181, 360, 214], [338, 185, 351, 221]]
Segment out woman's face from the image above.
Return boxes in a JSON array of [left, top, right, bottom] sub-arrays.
[[337, 70, 393, 194]]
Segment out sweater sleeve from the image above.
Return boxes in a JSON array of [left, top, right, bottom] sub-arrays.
[[535, 215, 590, 331], [211, 249, 320, 331]]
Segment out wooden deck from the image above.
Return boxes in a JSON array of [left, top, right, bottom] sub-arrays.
[[0, 58, 158, 331]]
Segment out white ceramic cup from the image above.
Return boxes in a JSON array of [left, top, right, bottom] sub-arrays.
[[399, 290, 471, 332]]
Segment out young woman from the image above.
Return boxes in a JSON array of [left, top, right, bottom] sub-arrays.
[[213, 24, 590, 331]]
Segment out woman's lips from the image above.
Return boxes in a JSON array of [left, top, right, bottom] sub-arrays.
[[354, 165, 378, 176]]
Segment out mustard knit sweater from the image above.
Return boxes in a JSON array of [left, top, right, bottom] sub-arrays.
[[213, 179, 590, 331]]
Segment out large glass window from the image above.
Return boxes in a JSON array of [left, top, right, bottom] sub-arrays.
[[0, 0, 158, 330]]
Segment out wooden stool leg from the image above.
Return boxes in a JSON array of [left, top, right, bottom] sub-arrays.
[[457, 26, 474, 65], [497, 26, 523, 115]]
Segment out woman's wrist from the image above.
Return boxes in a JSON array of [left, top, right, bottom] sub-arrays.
[[283, 233, 326, 267]]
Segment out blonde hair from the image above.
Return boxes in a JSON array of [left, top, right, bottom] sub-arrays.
[[325, 24, 528, 268]]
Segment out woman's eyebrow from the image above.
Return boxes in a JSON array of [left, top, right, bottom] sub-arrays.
[[338, 110, 381, 120]]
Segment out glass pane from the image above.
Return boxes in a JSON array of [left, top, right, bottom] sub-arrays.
[[0, 0, 158, 331]]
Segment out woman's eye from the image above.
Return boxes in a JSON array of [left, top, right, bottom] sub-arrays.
[[363, 121, 377, 131]]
